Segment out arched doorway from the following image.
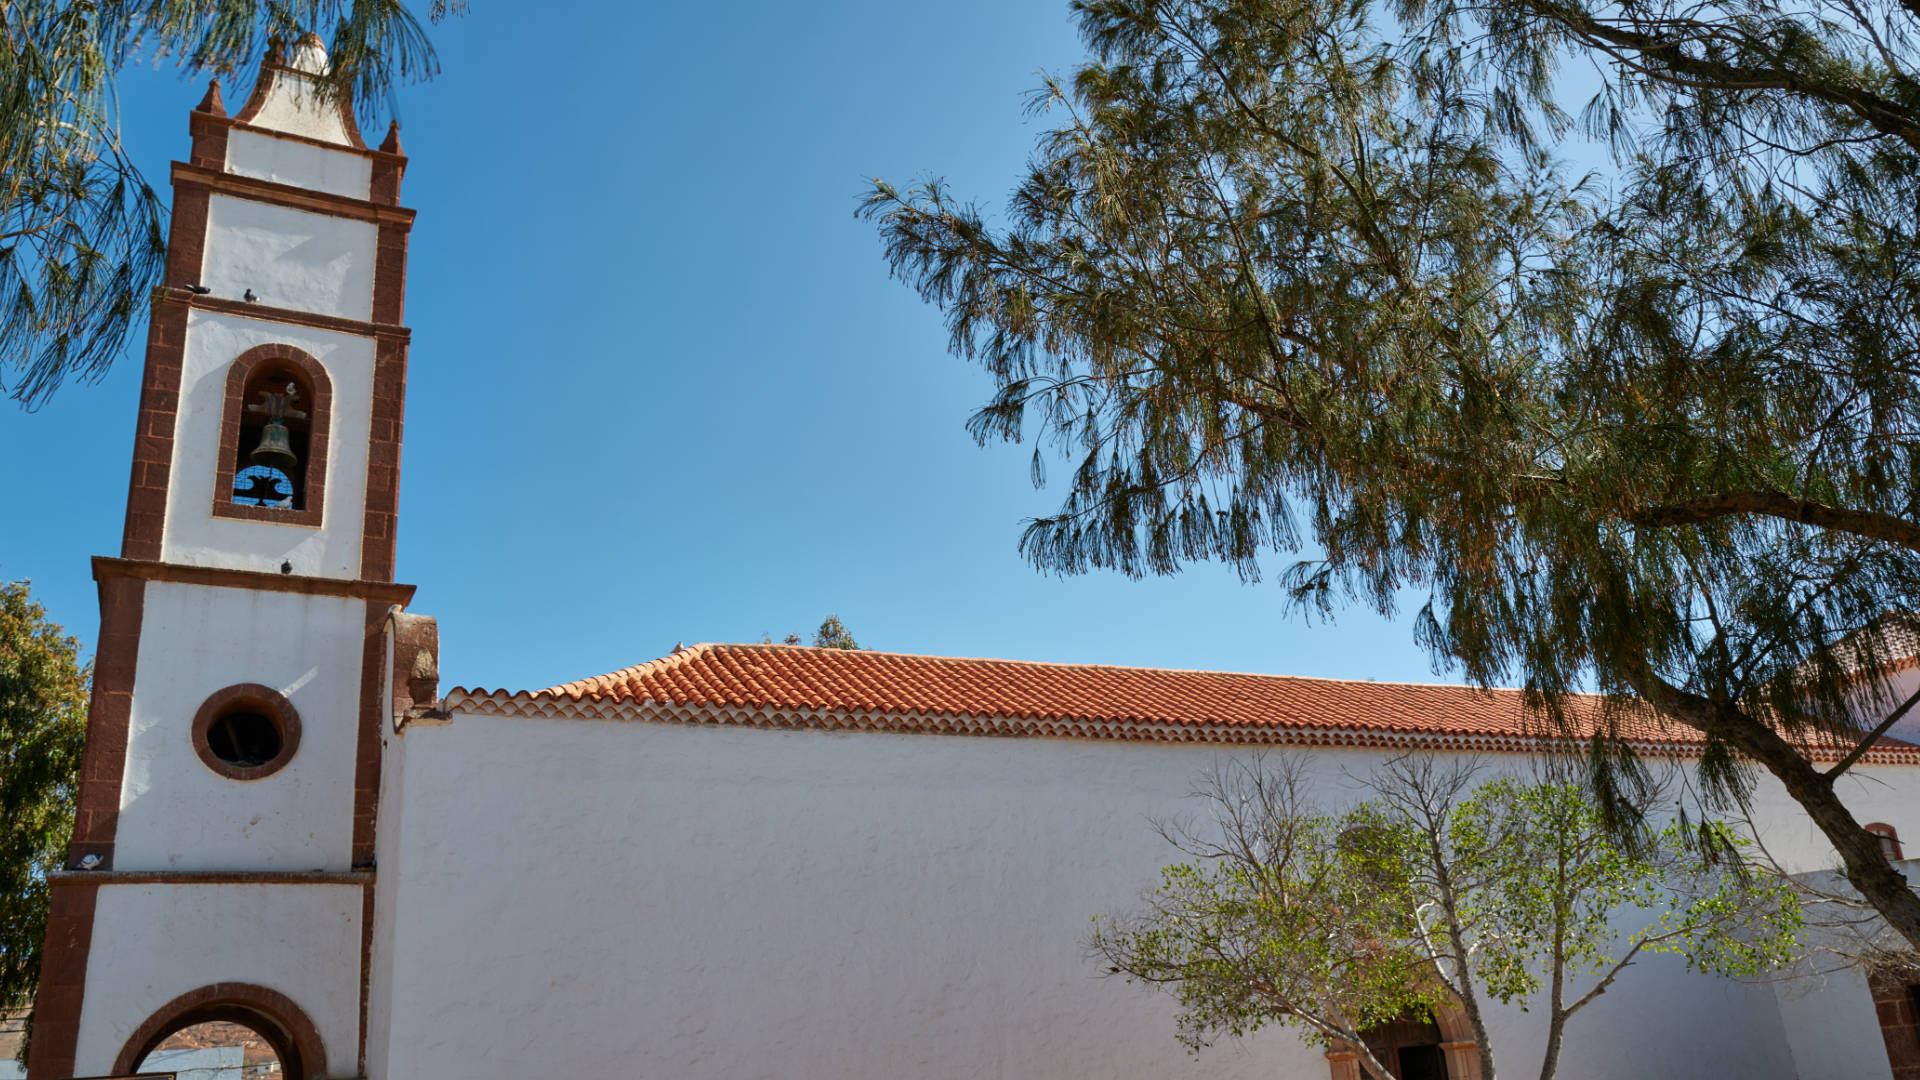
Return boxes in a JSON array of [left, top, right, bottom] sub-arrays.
[[1364, 1007, 1448, 1079], [111, 983, 326, 1080], [1325, 1001, 1482, 1080], [136, 1018, 281, 1078]]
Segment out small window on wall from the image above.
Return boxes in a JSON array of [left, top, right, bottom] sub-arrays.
[[1868, 823, 1903, 860], [213, 344, 331, 528], [191, 684, 301, 780]]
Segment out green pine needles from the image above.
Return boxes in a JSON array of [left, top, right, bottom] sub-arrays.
[[866, 0, 1920, 949], [0, 0, 459, 408], [1091, 757, 1801, 1080]]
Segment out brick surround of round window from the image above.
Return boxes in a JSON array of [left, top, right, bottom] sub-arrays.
[[191, 683, 302, 781]]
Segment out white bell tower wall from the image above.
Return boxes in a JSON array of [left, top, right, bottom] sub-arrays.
[[161, 315, 375, 578], [113, 582, 368, 871], [29, 36, 423, 1080]]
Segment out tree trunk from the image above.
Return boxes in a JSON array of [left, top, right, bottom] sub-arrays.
[[1765, 734, 1920, 944], [1429, 865, 1498, 1080], [1538, 863, 1569, 1080], [1538, 1018, 1566, 1080], [1631, 673, 1920, 949], [1330, 1033, 1401, 1080], [1474, 1008, 1500, 1080]]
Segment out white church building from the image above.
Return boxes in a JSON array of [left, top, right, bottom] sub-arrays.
[[26, 40, 1920, 1080]]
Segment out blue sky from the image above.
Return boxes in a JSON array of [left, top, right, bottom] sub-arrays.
[[0, 0, 1449, 692]]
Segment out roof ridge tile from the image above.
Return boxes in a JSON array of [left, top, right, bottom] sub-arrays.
[[432, 642, 1920, 764]]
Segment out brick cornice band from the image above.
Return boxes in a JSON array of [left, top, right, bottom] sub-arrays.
[[170, 160, 414, 226], [49, 869, 372, 887], [197, 110, 404, 165], [93, 556, 416, 605], [155, 290, 411, 342]]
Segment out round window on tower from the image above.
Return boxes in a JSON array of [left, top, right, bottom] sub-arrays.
[[191, 684, 301, 780]]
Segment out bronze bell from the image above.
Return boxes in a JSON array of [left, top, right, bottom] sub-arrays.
[[250, 419, 298, 473]]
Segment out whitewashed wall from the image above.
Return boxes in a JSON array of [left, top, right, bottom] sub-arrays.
[[1874, 666, 1920, 747], [370, 713, 1917, 1080], [72, 883, 362, 1076], [115, 582, 363, 871], [245, 71, 353, 146], [362, 704, 409, 1080], [224, 129, 372, 203], [162, 311, 372, 579], [1774, 964, 1891, 1080], [200, 196, 375, 320]]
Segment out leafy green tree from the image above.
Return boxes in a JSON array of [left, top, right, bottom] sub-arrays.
[[0, 0, 458, 408], [1091, 757, 1800, 1080], [865, 0, 1920, 945], [0, 581, 87, 1012], [760, 617, 863, 649], [813, 615, 861, 650]]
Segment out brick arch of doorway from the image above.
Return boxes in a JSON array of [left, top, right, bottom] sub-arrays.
[[1324, 1000, 1481, 1080], [110, 981, 327, 1080]]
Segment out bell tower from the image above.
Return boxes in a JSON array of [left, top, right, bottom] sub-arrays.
[[29, 36, 427, 1080]]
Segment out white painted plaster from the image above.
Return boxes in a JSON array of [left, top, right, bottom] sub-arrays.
[[1873, 666, 1920, 746], [245, 71, 353, 146], [288, 39, 329, 77], [115, 582, 363, 871], [200, 195, 375, 320], [72, 884, 361, 1077], [224, 129, 371, 201], [374, 716, 1914, 1080], [362, 712, 408, 1080], [161, 310, 372, 579], [1774, 964, 1893, 1080]]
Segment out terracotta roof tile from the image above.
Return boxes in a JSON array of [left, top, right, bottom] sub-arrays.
[[440, 644, 1920, 763]]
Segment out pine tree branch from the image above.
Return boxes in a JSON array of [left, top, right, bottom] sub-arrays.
[[1824, 679, 1920, 780], [1625, 491, 1920, 550], [1532, 2, 1920, 149], [1622, 663, 1920, 948]]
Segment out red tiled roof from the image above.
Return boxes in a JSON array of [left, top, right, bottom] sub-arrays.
[[440, 643, 1920, 762]]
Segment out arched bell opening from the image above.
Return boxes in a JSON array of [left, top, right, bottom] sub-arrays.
[[112, 983, 326, 1080], [212, 344, 333, 528], [233, 364, 313, 510]]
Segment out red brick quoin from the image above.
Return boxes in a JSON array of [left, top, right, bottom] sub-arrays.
[[1873, 970, 1920, 1079]]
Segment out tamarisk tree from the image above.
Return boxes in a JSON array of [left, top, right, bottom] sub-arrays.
[[0, 0, 459, 408], [865, 0, 1920, 946], [1091, 757, 1800, 1080]]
